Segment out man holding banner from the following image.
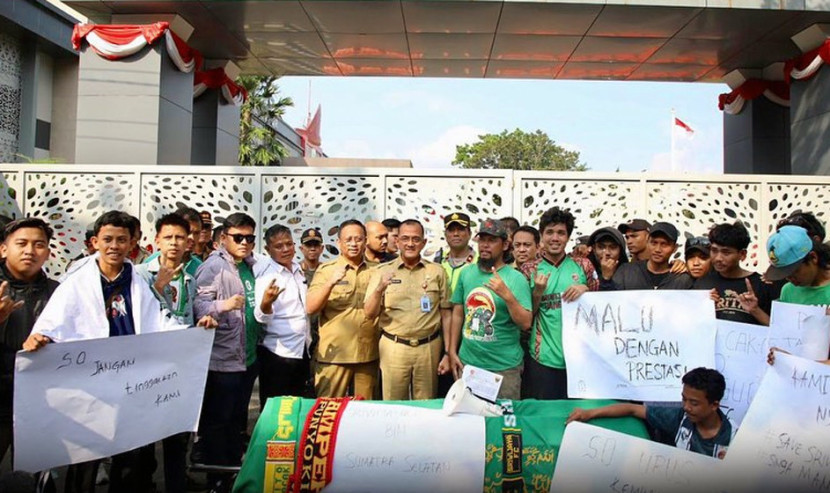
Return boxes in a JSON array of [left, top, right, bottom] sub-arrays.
[[567, 367, 735, 459], [23, 210, 190, 493], [447, 219, 531, 400], [524, 207, 597, 400]]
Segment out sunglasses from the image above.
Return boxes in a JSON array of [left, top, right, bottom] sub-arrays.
[[229, 234, 256, 244], [686, 237, 711, 248]]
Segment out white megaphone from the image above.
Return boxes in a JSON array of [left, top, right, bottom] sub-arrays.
[[442, 379, 504, 417]]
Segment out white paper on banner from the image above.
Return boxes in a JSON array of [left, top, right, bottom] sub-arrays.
[[723, 352, 830, 492], [14, 328, 214, 472], [550, 422, 722, 493], [561, 290, 716, 401], [462, 365, 502, 402], [768, 301, 830, 359], [715, 320, 769, 426], [326, 403, 485, 493]]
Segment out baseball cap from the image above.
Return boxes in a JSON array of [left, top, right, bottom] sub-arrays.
[[684, 236, 711, 257], [444, 212, 471, 228], [476, 218, 508, 240], [575, 235, 591, 246], [200, 210, 212, 227], [765, 225, 812, 281], [648, 222, 679, 243], [618, 218, 651, 234], [589, 226, 625, 247], [301, 228, 323, 245]]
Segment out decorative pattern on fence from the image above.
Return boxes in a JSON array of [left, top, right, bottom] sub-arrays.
[[0, 164, 826, 277]]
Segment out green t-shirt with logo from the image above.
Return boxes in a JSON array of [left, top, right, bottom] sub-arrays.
[[531, 256, 588, 369], [779, 282, 830, 307], [238, 260, 260, 366], [451, 264, 531, 371]]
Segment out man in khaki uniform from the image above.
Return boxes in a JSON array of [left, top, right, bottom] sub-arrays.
[[307, 219, 379, 399], [365, 220, 451, 400]]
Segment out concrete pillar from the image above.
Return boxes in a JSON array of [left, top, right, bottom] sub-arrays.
[[723, 97, 791, 174], [790, 66, 830, 175], [191, 61, 241, 165]]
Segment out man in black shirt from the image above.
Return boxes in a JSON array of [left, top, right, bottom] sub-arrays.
[[610, 222, 694, 290], [694, 222, 770, 325]]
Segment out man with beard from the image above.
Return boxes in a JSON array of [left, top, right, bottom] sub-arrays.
[[307, 220, 379, 399], [525, 207, 598, 400], [365, 219, 450, 400], [365, 221, 396, 263], [447, 219, 531, 400]]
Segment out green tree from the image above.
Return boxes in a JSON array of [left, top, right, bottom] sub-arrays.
[[452, 129, 587, 171], [237, 75, 294, 166]]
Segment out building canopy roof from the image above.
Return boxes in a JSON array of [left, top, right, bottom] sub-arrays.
[[66, 0, 830, 81]]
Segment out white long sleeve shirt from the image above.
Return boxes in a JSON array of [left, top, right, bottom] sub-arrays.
[[254, 259, 309, 359]]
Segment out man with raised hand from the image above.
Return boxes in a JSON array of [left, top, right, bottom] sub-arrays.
[[307, 219, 379, 399], [254, 224, 310, 405], [525, 207, 597, 400], [447, 218, 531, 400], [0, 218, 58, 466], [365, 219, 451, 400]]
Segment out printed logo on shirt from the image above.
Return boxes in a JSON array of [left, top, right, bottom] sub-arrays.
[[539, 292, 561, 311], [109, 294, 127, 319], [464, 287, 496, 341]]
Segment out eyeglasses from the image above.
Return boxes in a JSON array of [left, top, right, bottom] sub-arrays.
[[686, 237, 711, 248], [229, 234, 256, 244]]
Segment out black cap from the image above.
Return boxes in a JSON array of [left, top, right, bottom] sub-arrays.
[[575, 235, 591, 246], [684, 236, 711, 257], [618, 219, 651, 234], [589, 227, 625, 247], [444, 212, 471, 228], [301, 228, 323, 244], [648, 222, 679, 243]]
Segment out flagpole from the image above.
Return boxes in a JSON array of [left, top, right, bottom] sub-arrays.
[[670, 108, 677, 173]]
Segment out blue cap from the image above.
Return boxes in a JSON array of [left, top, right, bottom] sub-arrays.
[[765, 225, 812, 281]]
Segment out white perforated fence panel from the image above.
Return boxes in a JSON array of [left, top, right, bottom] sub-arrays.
[[385, 174, 511, 259], [261, 174, 381, 262], [0, 165, 828, 276], [647, 181, 763, 267], [22, 171, 138, 277]]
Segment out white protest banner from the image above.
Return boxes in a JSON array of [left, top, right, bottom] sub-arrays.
[[326, 402, 485, 493], [14, 328, 214, 472], [715, 320, 769, 426], [723, 352, 830, 492], [561, 290, 716, 401], [768, 301, 830, 359], [550, 422, 721, 493]]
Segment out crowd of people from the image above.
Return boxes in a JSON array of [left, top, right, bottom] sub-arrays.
[[0, 203, 828, 493]]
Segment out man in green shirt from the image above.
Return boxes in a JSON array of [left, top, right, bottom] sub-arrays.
[[766, 224, 830, 306], [525, 207, 597, 400], [448, 218, 531, 400]]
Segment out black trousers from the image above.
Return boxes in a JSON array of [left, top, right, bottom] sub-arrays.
[[257, 346, 309, 410], [523, 356, 569, 400]]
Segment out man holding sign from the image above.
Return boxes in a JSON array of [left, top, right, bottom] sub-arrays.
[[525, 207, 597, 400], [567, 367, 735, 459], [447, 219, 531, 400]]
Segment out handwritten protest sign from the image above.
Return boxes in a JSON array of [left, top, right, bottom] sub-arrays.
[[561, 290, 716, 401], [723, 352, 830, 492], [550, 422, 721, 493], [14, 328, 214, 472], [326, 403, 485, 493], [715, 320, 769, 426], [768, 301, 830, 360]]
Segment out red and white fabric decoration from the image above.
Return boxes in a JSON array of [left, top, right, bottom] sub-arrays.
[[193, 68, 247, 105], [786, 39, 830, 82], [72, 22, 201, 73], [718, 79, 791, 115], [296, 105, 322, 156]]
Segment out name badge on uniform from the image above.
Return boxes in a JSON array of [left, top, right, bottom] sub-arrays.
[[420, 295, 431, 312], [336, 280, 349, 286], [390, 279, 402, 284]]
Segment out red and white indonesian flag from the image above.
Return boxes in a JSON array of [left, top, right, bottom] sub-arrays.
[[673, 117, 695, 137]]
